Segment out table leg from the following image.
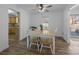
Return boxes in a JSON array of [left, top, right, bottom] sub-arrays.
[[27, 35, 29, 48], [53, 36, 55, 54]]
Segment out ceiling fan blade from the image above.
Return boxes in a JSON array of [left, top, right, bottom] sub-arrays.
[[39, 4, 44, 10], [45, 9, 49, 12], [46, 5, 52, 8]]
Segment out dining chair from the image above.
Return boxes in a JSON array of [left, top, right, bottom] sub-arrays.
[[40, 35, 54, 54], [40, 28, 57, 54], [29, 30, 40, 51]]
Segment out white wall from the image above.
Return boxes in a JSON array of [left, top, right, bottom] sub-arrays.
[[70, 8, 79, 14], [0, 4, 30, 52], [49, 12, 63, 36], [29, 11, 63, 37], [62, 5, 74, 43], [63, 10, 70, 43], [0, 5, 9, 52], [7, 5, 30, 40]]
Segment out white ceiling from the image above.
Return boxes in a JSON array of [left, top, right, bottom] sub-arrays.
[[72, 5, 79, 10], [16, 4, 72, 12], [8, 9, 18, 16]]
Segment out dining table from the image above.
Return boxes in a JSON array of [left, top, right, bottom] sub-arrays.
[[26, 29, 55, 54]]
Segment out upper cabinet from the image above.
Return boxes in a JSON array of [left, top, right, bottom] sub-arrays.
[[9, 16, 18, 24]]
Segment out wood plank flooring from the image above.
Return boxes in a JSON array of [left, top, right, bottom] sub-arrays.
[[56, 37, 79, 55], [0, 37, 79, 55]]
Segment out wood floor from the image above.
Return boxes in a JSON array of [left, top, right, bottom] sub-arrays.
[[56, 38, 79, 55], [0, 38, 52, 55], [0, 37, 79, 55]]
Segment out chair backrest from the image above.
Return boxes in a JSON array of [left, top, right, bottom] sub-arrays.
[[40, 28, 57, 44], [48, 28, 57, 36], [54, 28, 57, 33], [40, 35, 53, 44], [29, 29, 39, 41]]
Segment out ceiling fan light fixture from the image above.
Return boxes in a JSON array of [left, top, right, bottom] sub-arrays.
[[38, 9, 43, 12], [36, 4, 52, 12], [38, 7, 46, 12]]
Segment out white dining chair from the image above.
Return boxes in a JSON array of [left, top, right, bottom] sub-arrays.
[[40, 28, 57, 54], [29, 30, 40, 51], [40, 35, 54, 54]]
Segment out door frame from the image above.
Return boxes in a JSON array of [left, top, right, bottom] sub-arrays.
[[67, 4, 79, 44], [8, 8, 20, 44]]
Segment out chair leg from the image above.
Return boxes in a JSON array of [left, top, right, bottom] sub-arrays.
[[40, 44, 43, 53], [37, 44, 39, 51], [29, 42, 32, 49], [50, 45, 53, 54]]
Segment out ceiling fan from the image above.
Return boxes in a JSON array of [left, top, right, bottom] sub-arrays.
[[36, 4, 52, 12]]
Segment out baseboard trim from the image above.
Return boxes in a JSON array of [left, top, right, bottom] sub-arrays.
[[55, 36, 68, 43], [22, 37, 27, 40], [55, 36, 64, 39], [62, 36, 70, 44]]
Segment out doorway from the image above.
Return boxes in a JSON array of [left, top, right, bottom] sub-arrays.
[[68, 5, 79, 47], [69, 14, 79, 38], [8, 9, 20, 46]]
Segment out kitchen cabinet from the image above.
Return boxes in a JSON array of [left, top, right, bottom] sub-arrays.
[[9, 16, 16, 23], [9, 28, 17, 34]]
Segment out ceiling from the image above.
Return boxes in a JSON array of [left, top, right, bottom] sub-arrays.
[[8, 9, 18, 16], [17, 4, 70, 12], [72, 5, 79, 10]]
